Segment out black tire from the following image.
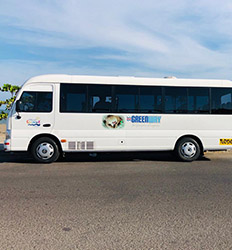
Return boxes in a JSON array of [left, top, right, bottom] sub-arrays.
[[31, 137, 60, 163], [175, 137, 201, 162]]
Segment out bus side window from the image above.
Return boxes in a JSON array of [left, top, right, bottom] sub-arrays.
[[164, 87, 187, 113], [211, 88, 232, 114], [60, 84, 87, 112], [114, 85, 138, 113], [19, 91, 52, 112], [188, 88, 210, 114], [88, 85, 112, 113], [139, 86, 162, 113]]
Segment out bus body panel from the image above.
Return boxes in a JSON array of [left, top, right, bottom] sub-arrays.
[[53, 113, 232, 152]]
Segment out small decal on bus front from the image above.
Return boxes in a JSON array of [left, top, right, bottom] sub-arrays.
[[26, 118, 41, 127]]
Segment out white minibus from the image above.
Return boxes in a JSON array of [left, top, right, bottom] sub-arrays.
[[4, 74, 232, 163]]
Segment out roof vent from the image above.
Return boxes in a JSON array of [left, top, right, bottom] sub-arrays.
[[164, 76, 177, 79]]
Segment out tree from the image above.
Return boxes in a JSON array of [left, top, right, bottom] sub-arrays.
[[0, 84, 21, 120]]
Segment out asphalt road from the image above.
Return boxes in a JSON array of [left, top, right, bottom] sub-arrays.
[[0, 150, 232, 250]]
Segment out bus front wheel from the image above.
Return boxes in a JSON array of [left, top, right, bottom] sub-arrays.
[[31, 137, 60, 163], [175, 137, 201, 162]]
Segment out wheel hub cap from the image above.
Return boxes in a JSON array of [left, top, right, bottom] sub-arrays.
[[181, 142, 196, 158], [36, 143, 54, 159]]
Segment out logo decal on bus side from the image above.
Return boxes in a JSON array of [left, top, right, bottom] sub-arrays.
[[102, 115, 124, 129], [127, 115, 161, 124], [220, 139, 232, 145], [26, 118, 41, 127]]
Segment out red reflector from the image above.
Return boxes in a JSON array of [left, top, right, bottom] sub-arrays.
[[4, 142, 10, 145]]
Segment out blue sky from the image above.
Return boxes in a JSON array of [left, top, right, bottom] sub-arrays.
[[0, 0, 232, 100]]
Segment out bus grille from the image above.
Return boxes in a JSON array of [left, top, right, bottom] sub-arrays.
[[86, 141, 94, 150], [68, 141, 76, 150], [68, 141, 94, 150]]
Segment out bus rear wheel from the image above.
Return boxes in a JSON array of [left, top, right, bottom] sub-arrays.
[[31, 137, 60, 163], [175, 137, 201, 162]]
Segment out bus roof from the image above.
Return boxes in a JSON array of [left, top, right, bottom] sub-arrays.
[[24, 74, 232, 88]]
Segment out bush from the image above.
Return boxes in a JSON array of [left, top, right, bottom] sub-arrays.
[[0, 84, 20, 120]]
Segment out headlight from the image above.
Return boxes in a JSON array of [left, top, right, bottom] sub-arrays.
[[5, 129, 11, 140]]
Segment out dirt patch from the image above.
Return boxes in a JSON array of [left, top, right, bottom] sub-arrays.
[[0, 124, 6, 143]]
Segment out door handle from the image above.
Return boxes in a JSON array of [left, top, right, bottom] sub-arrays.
[[43, 124, 51, 127]]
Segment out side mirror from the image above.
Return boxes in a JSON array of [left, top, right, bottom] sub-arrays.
[[15, 100, 22, 119], [16, 100, 21, 112]]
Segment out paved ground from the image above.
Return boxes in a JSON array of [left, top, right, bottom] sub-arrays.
[[0, 150, 232, 250]]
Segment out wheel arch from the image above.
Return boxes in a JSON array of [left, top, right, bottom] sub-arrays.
[[174, 134, 204, 154], [28, 134, 63, 154]]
